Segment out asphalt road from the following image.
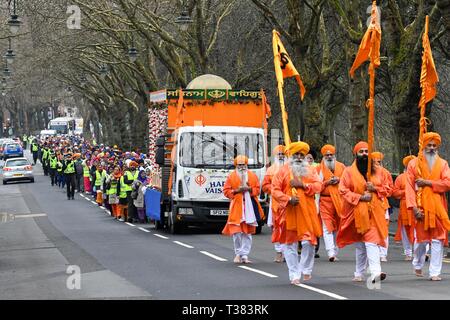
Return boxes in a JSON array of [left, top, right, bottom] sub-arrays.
[[1, 151, 449, 300]]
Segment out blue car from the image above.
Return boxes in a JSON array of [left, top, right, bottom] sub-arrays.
[[2, 142, 23, 160]]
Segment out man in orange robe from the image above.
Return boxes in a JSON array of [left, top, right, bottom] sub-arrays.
[[393, 155, 416, 261], [371, 152, 394, 262], [222, 155, 264, 264], [405, 132, 450, 281], [272, 141, 322, 285], [337, 142, 389, 283], [317, 144, 346, 262], [262, 145, 286, 263]]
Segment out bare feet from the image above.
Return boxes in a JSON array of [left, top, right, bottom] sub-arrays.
[[430, 276, 442, 281], [352, 276, 363, 282], [404, 255, 412, 261], [380, 256, 388, 262], [303, 274, 312, 281], [241, 258, 252, 264], [415, 269, 424, 277], [291, 279, 301, 285], [233, 255, 241, 264], [329, 256, 339, 262], [274, 252, 283, 263]]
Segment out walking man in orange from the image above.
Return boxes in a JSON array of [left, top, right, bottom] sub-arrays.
[[371, 152, 394, 262], [317, 144, 345, 262], [337, 142, 389, 283], [405, 132, 450, 281], [392, 155, 416, 261], [262, 145, 286, 263], [272, 141, 322, 285], [223, 155, 264, 264]]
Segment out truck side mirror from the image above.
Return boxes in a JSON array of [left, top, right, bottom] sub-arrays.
[[156, 147, 165, 166]]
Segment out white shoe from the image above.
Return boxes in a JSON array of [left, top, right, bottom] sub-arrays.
[[380, 256, 388, 262], [119, 217, 125, 222]]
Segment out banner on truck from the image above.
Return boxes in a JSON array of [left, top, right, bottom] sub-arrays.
[[184, 171, 228, 200]]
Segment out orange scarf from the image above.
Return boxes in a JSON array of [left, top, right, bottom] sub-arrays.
[[418, 156, 450, 231], [349, 162, 388, 239], [287, 169, 322, 238], [397, 174, 412, 226], [319, 161, 344, 216]]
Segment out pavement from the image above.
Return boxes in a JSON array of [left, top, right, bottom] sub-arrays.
[[0, 150, 449, 300]]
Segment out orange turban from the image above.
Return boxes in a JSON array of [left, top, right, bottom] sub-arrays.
[[321, 144, 335, 156], [286, 141, 310, 156], [353, 141, 368, 155], [402, 155, 416, 167], [129, 161, 138, 168], [371, 152, 384, 161], [234, 155, 248, 166], [423, 132, 441, 147], [272, 145, 285, 155]]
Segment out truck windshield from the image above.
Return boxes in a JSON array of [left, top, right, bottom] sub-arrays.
[[50, 125, 68, 134], [179, 132, 264, 169]]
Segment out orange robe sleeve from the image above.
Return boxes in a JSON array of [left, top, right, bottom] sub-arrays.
[[339, 168, 362, 206], [272, 166, 290, 210], [392, 174, 405, 199], [303, 168, 322, 197], [405, 159, 418, 209], [249, 173, 261, 197], [223, 174, 236, 200], [431, 160, 450, 194]]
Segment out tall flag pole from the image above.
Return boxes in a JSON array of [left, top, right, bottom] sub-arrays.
[[272, 30, 306, 147], [349, 1, 381, 180], [416, 15, 439, 210]]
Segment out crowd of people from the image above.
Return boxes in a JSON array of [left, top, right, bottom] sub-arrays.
[[24, 134, 160, 224], [221, 133, 450, 285]]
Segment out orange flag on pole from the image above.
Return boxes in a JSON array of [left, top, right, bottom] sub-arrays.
[[349, 2, 381, 79], [272, 30, 306, 100], [420, 15, 439, 105]]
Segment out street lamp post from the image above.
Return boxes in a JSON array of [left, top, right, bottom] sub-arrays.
[[4, 38, 16, 65], [8, 0, 22, 34]]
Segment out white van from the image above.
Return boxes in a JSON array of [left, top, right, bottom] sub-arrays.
[[40, 129, 57, 138]]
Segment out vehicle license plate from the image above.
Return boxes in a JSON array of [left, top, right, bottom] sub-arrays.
[[210, 209, 228, 216], [13, 174, 23, 177]]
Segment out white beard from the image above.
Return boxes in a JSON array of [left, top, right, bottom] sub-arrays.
[[325, 159, 335, 172], [289, 158, 309, 178], [424, 152, 437, 170], [238, 169, 248, 186]]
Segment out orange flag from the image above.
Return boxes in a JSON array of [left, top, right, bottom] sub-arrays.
[[349, 2, 381, 78], [272, 30, 306, 100], [420, 15, 439, 105], [175, 87, 184, 128]]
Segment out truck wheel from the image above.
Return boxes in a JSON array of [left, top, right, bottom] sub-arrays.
[[168, 211, 185, 234]]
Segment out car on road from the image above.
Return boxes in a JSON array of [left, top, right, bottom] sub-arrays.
[[1, 157, 34, 184], [0, 138, 14, 159], [2, 142, 24, 160]]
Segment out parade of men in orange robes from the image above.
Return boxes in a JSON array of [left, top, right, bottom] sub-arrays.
[[371, 152, 394, 262], [316, 144, 345, 262], [337, 142, 389, 283], [405, 132, 450, 281], [223, 155, 264, 264], [393, 155, 416, 261], [272, 141, 322, 285], [262, 145, 286, 263]]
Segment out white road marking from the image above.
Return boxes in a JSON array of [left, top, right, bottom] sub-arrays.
[[154, 234, 169, 239], [443, 259, 450, 264], [294, 283, 348, 300], [100, 206, 105, 209], [14, 213, 47, 218], [173, 241, 194, 249], [125, 222, 135, 227], [238, 266, 278, 278], [90, 201, 97, 205], [138, 227, 150, 233], [199, 251, 227, 262]]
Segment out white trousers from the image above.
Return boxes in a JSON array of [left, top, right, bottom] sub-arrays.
[[274, 242, 283, 253], [355, 242, 382, 279], [401, 226, 412, 257], [379, 236, 389, 258], [283, 241, 315, 281], [232, 233, 252, 260], [412, 240, 443, 277], [322, 223, 338, 258]]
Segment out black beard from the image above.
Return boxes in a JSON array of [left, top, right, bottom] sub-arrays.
[[356, 155, 368, 180]]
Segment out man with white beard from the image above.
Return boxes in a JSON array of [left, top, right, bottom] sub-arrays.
[[316, 145, 346, 262], [405, 132, 450, 281], [262, 145, 286, 263], [272, 142, 322, 284], [222, 155, 265, 264]]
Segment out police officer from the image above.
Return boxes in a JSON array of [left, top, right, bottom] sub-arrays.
[[22, 134, 27, 149], [123, 161, 139, 223], [42, 144, 49, 176], [31, 139, 39, 165], [56, 153, 64, 188], [62, 153, 76, 200], [48, 150, 58, 186]]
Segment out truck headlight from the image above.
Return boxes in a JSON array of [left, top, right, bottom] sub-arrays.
[[178, 208, 194, 215]]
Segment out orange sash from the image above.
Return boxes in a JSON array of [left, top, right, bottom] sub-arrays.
[[349, 162, 388, 239], [287, 169, 322, 238], [418, 156, 450, 231], [319, 161, 344, 216]]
